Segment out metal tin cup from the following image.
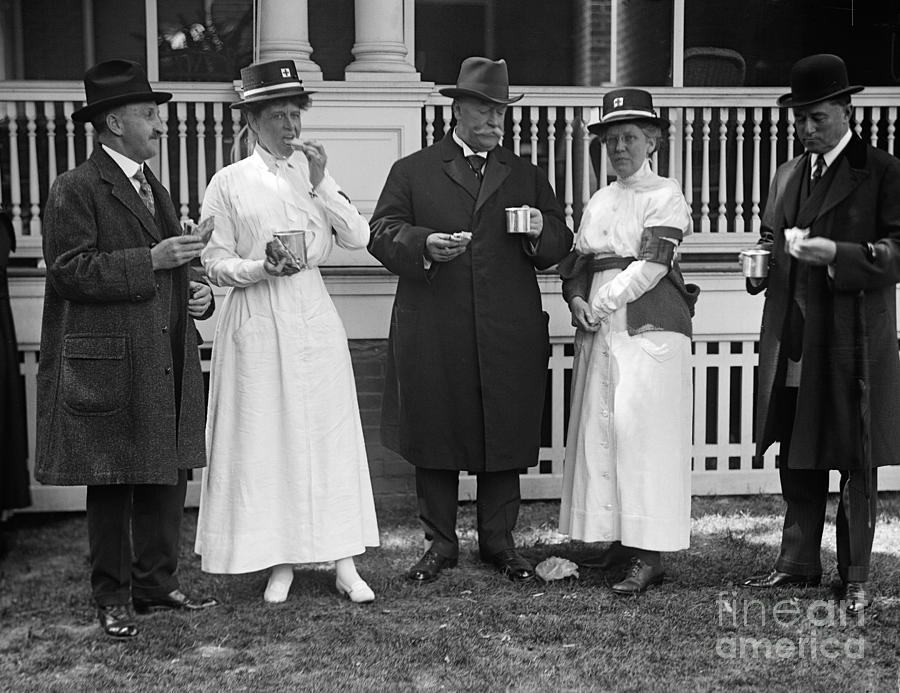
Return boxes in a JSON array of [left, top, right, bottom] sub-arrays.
[[274, 229, 317, 268], [505, 206, 531, 234], [739, 248, 770, 278]]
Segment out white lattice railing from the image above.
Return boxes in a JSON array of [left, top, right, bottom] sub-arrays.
[[5, 83, 900, 259]]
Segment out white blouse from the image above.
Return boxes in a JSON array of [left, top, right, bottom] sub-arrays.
[[200, 145, 369, 287], [574, 160, 692, 321]]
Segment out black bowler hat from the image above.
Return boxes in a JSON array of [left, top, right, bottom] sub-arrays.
[[439, 57, 524, 105], [776, 54, 863, 108], [72, 60, 172, 123], [587, 88, 669, 136], [231, 60, 315, 109]]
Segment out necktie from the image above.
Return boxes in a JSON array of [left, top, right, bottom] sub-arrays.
[[811, 155, 826, 189], [133, 167, 155, 216], [466, 154, 485, 181]]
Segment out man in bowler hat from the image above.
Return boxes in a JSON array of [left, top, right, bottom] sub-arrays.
[[743, 54, 900, 614], [35, 59, 218, 637], [369, 57, 572, 583]]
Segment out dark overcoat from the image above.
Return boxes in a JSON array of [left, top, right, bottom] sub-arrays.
[[369, 134, 572, 472], [752, 134, 900, 470], [35, 148, 209, 485]]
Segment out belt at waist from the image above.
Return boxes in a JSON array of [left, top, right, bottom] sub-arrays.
[[589, 256, 635, 273]]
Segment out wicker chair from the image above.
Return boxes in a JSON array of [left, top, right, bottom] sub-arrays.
[[683, 47, 746, 86]]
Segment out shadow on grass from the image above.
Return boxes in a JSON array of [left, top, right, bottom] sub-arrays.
[[1, 493, 898, 691]]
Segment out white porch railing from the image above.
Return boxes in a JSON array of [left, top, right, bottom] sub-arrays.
[[4, 83, 900, 259]]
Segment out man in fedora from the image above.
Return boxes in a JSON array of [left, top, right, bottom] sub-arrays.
[[369, 57, 572, 583], [35, 59, 218, 637], [743, 54, 900, 614]]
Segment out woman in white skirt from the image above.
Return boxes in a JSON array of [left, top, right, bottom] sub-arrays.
[[558, 88, 697, 595], [194, 60, 379, 604]]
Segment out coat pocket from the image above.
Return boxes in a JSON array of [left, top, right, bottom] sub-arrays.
[[61, 335, 130, 415]]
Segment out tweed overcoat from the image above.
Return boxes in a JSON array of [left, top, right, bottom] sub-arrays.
[[751, 134, 900, 470], [35, 148, 209, 485], [368, 134, 572, 472]]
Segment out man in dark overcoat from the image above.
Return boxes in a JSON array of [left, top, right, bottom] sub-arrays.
[[35, 60, 219, 637], [743, 54, 900, 615], [369, 57, 572, 583]]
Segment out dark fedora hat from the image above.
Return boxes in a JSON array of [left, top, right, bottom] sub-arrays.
[[72, 59, 172, 123], [776, 54, 863, 108], [232, 60, 315, 109], [587, 88, 669, 136], [439, 57, 523, 105]]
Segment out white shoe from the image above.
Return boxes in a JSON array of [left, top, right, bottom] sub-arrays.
[[335, 576, 375, 604], [264, 566, 294, 603]]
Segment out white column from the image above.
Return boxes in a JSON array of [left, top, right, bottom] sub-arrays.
[[345, 0, 419, 81], [258, 0, 322, 79]]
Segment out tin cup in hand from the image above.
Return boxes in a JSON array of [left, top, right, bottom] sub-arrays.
[[739, 248, 770, 278], [274, 230, 317, 269], [505, 206, 531, 234]]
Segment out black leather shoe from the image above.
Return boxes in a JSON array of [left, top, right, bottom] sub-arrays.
[[407, 549, 458, 582], [133, 589, 220, 614], [98, 604, 138, 638], [838, 581, 870, 616], [611, 558, 665, 595], [743, 569, 821, 589], [484, 548, 535, 582]]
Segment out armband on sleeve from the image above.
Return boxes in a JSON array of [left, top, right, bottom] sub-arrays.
[[638, 226, 683, 267]]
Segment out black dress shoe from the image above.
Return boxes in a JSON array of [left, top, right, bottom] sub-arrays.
[[407, 549, 458, 582], [611, 558, 665, 595], [743, 569, 821, 589], [133, 589, 220, 614], [484, 548, 535, 582], [98, 604, 139, 638], [839, 581, 870, 616]]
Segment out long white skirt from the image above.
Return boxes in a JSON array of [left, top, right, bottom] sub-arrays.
[[559, 273, 692, 551], [195, 270, 380, 573]]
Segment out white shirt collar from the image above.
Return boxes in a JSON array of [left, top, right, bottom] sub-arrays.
[[812, 128, 852, 172], [101, 144, 144, 179], [453, 129, 486, 158]]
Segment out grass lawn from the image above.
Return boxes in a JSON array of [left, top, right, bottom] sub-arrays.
[[1, 493, 899, 692]]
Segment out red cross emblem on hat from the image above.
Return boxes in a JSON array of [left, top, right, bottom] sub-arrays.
[[281, 68, 291, 78]]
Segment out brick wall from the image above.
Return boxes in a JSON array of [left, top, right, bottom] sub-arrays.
[[348, 339, 416, 499]]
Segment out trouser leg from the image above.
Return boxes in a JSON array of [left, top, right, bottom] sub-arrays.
[[772, 386, 827, 576], [86, 484, 133, 607], [131, 470, 187, 600], [415, 467, 460, 559], [836, 468, 878, 583], [475, 469, 521, 558]]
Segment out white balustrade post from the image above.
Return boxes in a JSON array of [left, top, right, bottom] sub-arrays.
[[734, 109, 745, 234], [547, 107, 557, 193], [25, 101, 40, 236], [889, 107, 897, 156], [195, 102, 208, 205], [44, 102, 58, 190], [717, 107, 728, 234], [258, 0, 322, 79], [768, 107, 778, 185], [751, 107, 762, 234], [683, 107, 694, 215], [511, 106, 522, 156], [213, 103, 224, 173], [177, 102, 190, 222], [563, 107, 574, 230], [345, 0, 418, 80], [700, 107, 710, 233], [870, 107, 880, 147], [7, 103, 22, 235], [529, 107, 539, 167]]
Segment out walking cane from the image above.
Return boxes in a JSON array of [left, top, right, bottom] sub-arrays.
[[854, 290, 872, 524]]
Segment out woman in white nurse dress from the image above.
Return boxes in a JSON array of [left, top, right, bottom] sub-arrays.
[[194, 60, 379, 604]]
